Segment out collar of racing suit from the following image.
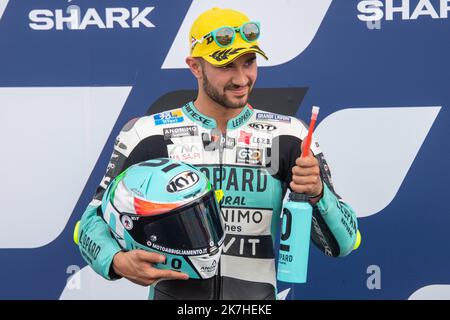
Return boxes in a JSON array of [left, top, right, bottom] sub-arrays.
[[181, 101, 254, 130]]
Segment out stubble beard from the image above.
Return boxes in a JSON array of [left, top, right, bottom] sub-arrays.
[[202, 70, 252, 110]]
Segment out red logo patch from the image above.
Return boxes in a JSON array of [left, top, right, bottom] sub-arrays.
[[238, 131, 252, 145]]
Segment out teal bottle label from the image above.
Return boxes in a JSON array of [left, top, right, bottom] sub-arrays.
[[277, 199, 312, 283]]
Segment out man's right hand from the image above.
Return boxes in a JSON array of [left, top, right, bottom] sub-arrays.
[[112, 250, 189, 286]]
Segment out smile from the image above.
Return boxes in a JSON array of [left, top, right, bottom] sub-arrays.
[[228, 87, 248, 95]]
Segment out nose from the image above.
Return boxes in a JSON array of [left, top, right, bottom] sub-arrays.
[[232, 67, 249, 87]]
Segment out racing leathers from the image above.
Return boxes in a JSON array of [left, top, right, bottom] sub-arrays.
[[78, 101, 358, 300]]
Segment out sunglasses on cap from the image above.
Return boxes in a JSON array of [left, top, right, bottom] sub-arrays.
[[191, 21, 260, 50]]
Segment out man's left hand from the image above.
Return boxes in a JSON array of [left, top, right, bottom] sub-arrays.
[[289, 152, 323, 204]]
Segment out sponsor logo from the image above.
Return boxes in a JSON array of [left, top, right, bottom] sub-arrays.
[[200, 260, 217, 273], [199, 167, 268, 192], [202, 132, 235, 151], [29, 6, 155, 30], [250, 133, 272, 146], [153, 110, 184, 126], [168, 143, 202, 161], [222, 209, 264, 224], [163, 125, 198, 140], [222, 135, 236, 149], [185, 104, 213, 126], [79, 230, 101, 260], [221, 196, 247, 206], [149, 243, 208, 256], [121, 215, 133, 230], [238, 130, 252, 145], [236, 146, 263, 165], [238, 130, 271, 146], [222, 234, 274, 258], [248, 122, 277, 131], [256, 112, 291, 122], [220, 208, 272, 236], [166, 171, 200, 193], [222, 208, 266, 234], [357, 0, 450, 22], [229, 107, 252, 128]]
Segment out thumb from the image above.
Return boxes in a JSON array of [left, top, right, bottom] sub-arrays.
[[300, 139, 309, 158]]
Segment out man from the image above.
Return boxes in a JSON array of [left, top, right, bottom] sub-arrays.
[[78, 7, 358, 300]]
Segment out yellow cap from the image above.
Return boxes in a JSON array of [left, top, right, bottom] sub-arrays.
[[189, 7, 268, 66]]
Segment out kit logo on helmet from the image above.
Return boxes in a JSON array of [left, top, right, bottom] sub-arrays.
[[200, 260, 217, 273], [121, 215, 134, 231], [166, 171, 200, 193]]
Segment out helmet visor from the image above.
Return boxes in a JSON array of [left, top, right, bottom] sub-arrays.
[[125, 190, 224, 256]]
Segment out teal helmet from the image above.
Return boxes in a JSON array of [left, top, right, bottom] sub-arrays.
[[101, 158, 224, 279]]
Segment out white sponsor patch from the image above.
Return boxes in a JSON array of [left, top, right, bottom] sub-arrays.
[[256, 112, 291, 122], [167, 143, 203, 162], [221, 208, 272, 235], [188, 253, 221, 279], [236, 146, 264, 166], [163, 125, 198, 140]]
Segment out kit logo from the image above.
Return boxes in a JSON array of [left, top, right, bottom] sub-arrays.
[[29, 6, 155, 30], [163, 125, 198, 140], [248, 122, 277, 131], [168, 143, 202, 161], [236, 146, 263, 165], [166, 171, 200, 193], [200, 260, 217, 273], [229, 107, 252, 128], [184, 104, 213, 126], [238, 130, 271, 146], [238, 131, 252, 145], [202, 132, 235, 151], [121, 215, 133, 231], [256, 112, 291, 123], [154, 110, 184, 126]]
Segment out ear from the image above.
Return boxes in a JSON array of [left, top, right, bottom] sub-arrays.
[[185, 57, 203, 80]]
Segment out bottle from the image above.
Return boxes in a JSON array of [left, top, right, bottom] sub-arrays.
[[277, 105, 318, 284], [277, 192, 312, 283]]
